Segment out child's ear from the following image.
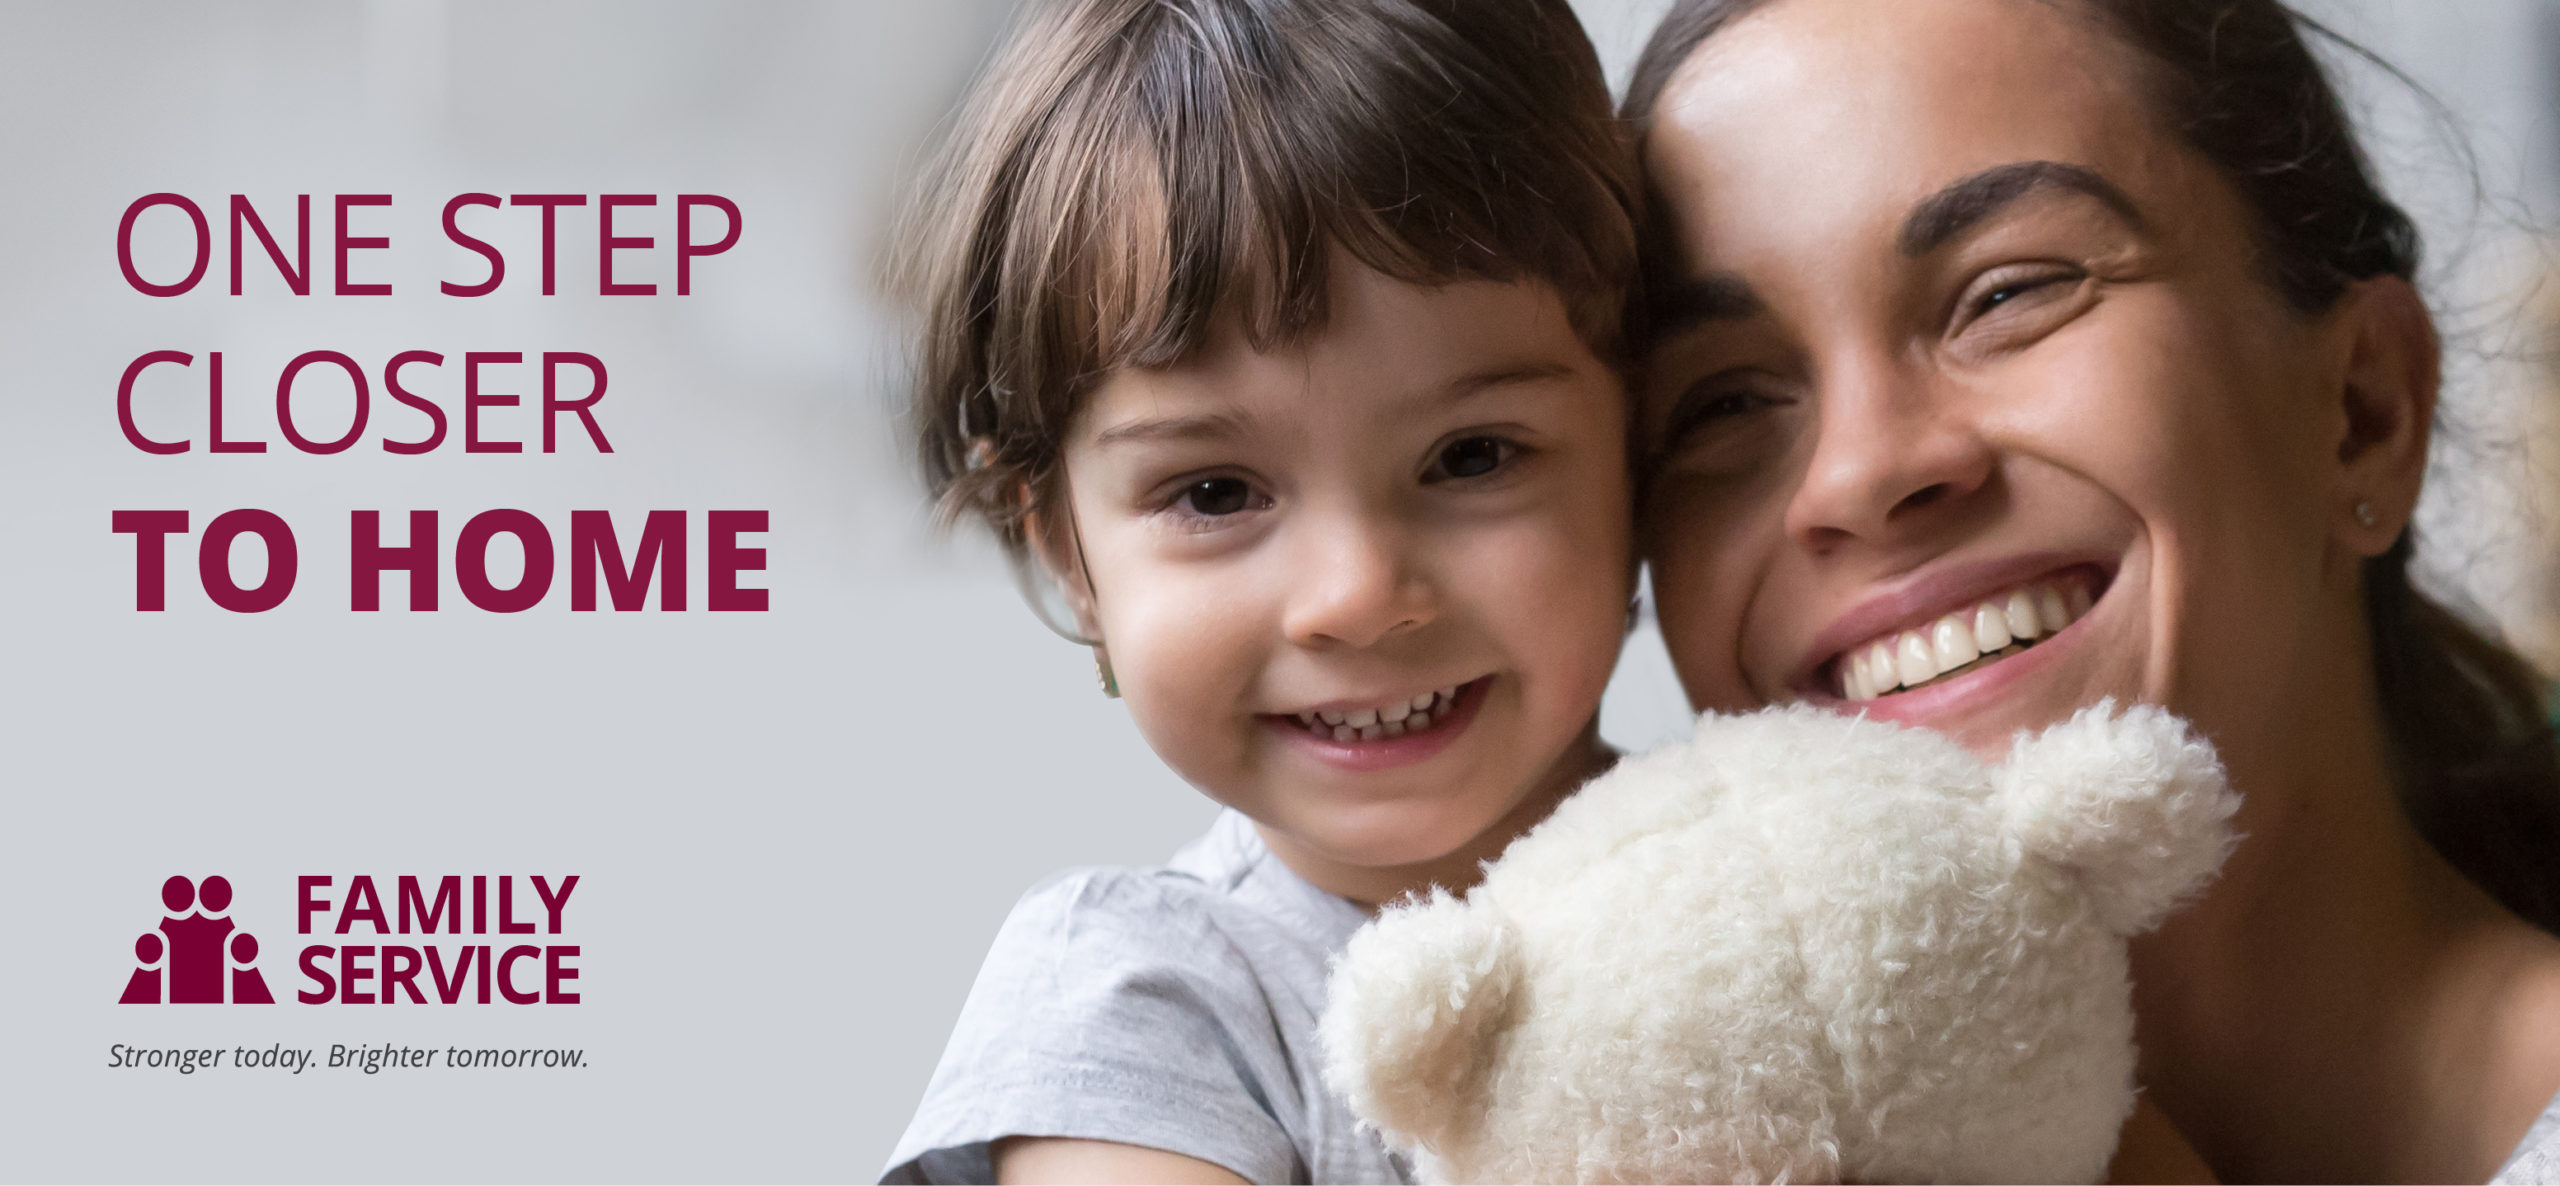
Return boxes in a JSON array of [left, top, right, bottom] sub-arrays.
[[2328, 275, 2439, 557], [1022, 496, 1103, 641]]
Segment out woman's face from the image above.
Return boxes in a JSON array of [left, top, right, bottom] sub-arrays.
[[1638, 0, 2390, 756]]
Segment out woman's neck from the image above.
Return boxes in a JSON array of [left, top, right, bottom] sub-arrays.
[[2130, 671, 2560, 1182]]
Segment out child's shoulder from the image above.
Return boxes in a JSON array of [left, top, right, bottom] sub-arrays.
[[883, 811, 1397, 1185], [978, 810, 1367, 1023], [1015, 809, 1362, 941]]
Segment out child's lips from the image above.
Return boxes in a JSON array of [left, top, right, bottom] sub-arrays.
[[1264, 676, 1489, 772]]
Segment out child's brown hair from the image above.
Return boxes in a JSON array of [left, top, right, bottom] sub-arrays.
[[894, 0, 1640, 553]]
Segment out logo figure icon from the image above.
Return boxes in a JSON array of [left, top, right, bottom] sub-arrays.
[[119, 875, 273, 1004]]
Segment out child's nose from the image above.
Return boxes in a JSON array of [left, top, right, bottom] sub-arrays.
[[1280, 514, 1438, 650]]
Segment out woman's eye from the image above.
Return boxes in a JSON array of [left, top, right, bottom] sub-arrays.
[[1688, 391, 1764, 423], [1174, 476, 1256, 516], [1962, 269, 2079, 325], [1663, 387, 1779, 442], [1980, 283, 2032, 310], [1425, 436, 1517, 482]]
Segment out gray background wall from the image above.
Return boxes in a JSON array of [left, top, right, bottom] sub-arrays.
[[1, 2, 2552, 1180]]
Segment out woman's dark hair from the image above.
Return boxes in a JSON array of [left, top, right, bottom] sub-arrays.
[[894, 0, 1638, 555], [1625, 0, 2560, 933]]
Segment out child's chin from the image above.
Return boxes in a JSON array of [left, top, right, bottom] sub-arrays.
[[1314, 806, 1500, 873]]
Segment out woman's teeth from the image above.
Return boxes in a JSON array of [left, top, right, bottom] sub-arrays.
[[1839, 580, 2095, 701], [1295, 684, 1464, 742]]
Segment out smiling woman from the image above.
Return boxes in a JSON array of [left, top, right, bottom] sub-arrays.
[[1624, 0, 2560, 1181]]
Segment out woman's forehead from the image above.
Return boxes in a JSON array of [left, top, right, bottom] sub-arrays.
[[1641, 0, 2173, 267]]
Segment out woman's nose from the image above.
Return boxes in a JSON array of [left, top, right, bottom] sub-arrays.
[[1781, 358, 1997, 551], [1281, 510, 1439, 650]]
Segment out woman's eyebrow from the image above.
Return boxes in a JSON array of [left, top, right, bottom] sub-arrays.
[[1649, 272, 1765, 338], [1898, 160, 2146, 257]]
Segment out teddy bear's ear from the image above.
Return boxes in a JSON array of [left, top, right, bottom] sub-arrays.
[[1997, 700, 2243, 935], [1320, 887, 1520, 1160]]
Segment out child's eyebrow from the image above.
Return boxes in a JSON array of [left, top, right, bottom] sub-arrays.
[[1089, 409, 1254, 448], [1088, 362, 1577, 447], [1429, 361, 1581, 406]]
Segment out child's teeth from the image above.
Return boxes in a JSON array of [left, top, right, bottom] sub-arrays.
[[1297, 683, 1482, 741], [2004, 589, 2043, 641], [1972, 603, 2012, 652], [2066, 582, 2093, 619], [1930, 613, 1978, 672]]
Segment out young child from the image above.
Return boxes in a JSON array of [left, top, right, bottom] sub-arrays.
[[882, 0, 1640, 1181]]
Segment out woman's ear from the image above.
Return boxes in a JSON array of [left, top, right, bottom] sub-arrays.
[[2331, 274, 2439, 556]]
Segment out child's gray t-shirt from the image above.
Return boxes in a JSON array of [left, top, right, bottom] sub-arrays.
[[881, 810, 1410, 1185]]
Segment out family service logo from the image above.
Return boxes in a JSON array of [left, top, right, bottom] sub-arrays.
[[117, 872, 584, 1005], [119, 875, 273, 1005]]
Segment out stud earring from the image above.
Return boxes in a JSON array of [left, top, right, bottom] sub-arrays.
[[1093, 645, 1120, 698], [2354, 500, 2379, 529]]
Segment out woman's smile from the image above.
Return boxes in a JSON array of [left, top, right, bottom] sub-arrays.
[[1809, 560, 2108, 703]]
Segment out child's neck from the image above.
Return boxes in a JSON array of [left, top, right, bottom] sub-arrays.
[[1258, 722, 1616, 908]]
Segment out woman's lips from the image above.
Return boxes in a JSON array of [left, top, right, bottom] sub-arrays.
[[1793, 558, 2115, 700], [1833, 592, 2102, 731]]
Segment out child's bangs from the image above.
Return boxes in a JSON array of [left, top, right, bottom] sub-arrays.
[[1021, 12, 1519, 386]]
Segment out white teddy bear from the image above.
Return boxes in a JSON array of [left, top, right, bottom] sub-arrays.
[[1320, 702, 2239, 1184]]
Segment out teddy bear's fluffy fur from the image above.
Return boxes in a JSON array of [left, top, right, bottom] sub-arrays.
[[1320, 703, 2238, 1184]]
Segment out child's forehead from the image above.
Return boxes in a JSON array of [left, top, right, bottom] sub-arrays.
[[1069, 267, 1620, 456], [1192, 256, 1581, 374]]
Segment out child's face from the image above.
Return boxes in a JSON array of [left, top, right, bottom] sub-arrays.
[[1054, 257, 1632, 897]]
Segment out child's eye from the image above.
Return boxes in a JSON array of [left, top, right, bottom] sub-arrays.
[[1175, 476, 1259, 517], [1425, 436, 1518, 483]]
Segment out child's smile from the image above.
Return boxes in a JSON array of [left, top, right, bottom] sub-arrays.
[[1266, 675, 1486, 772]]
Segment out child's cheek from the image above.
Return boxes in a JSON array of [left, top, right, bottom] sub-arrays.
[[1099, 570, 1274, 796], [1459, 474, 1634, 738]]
